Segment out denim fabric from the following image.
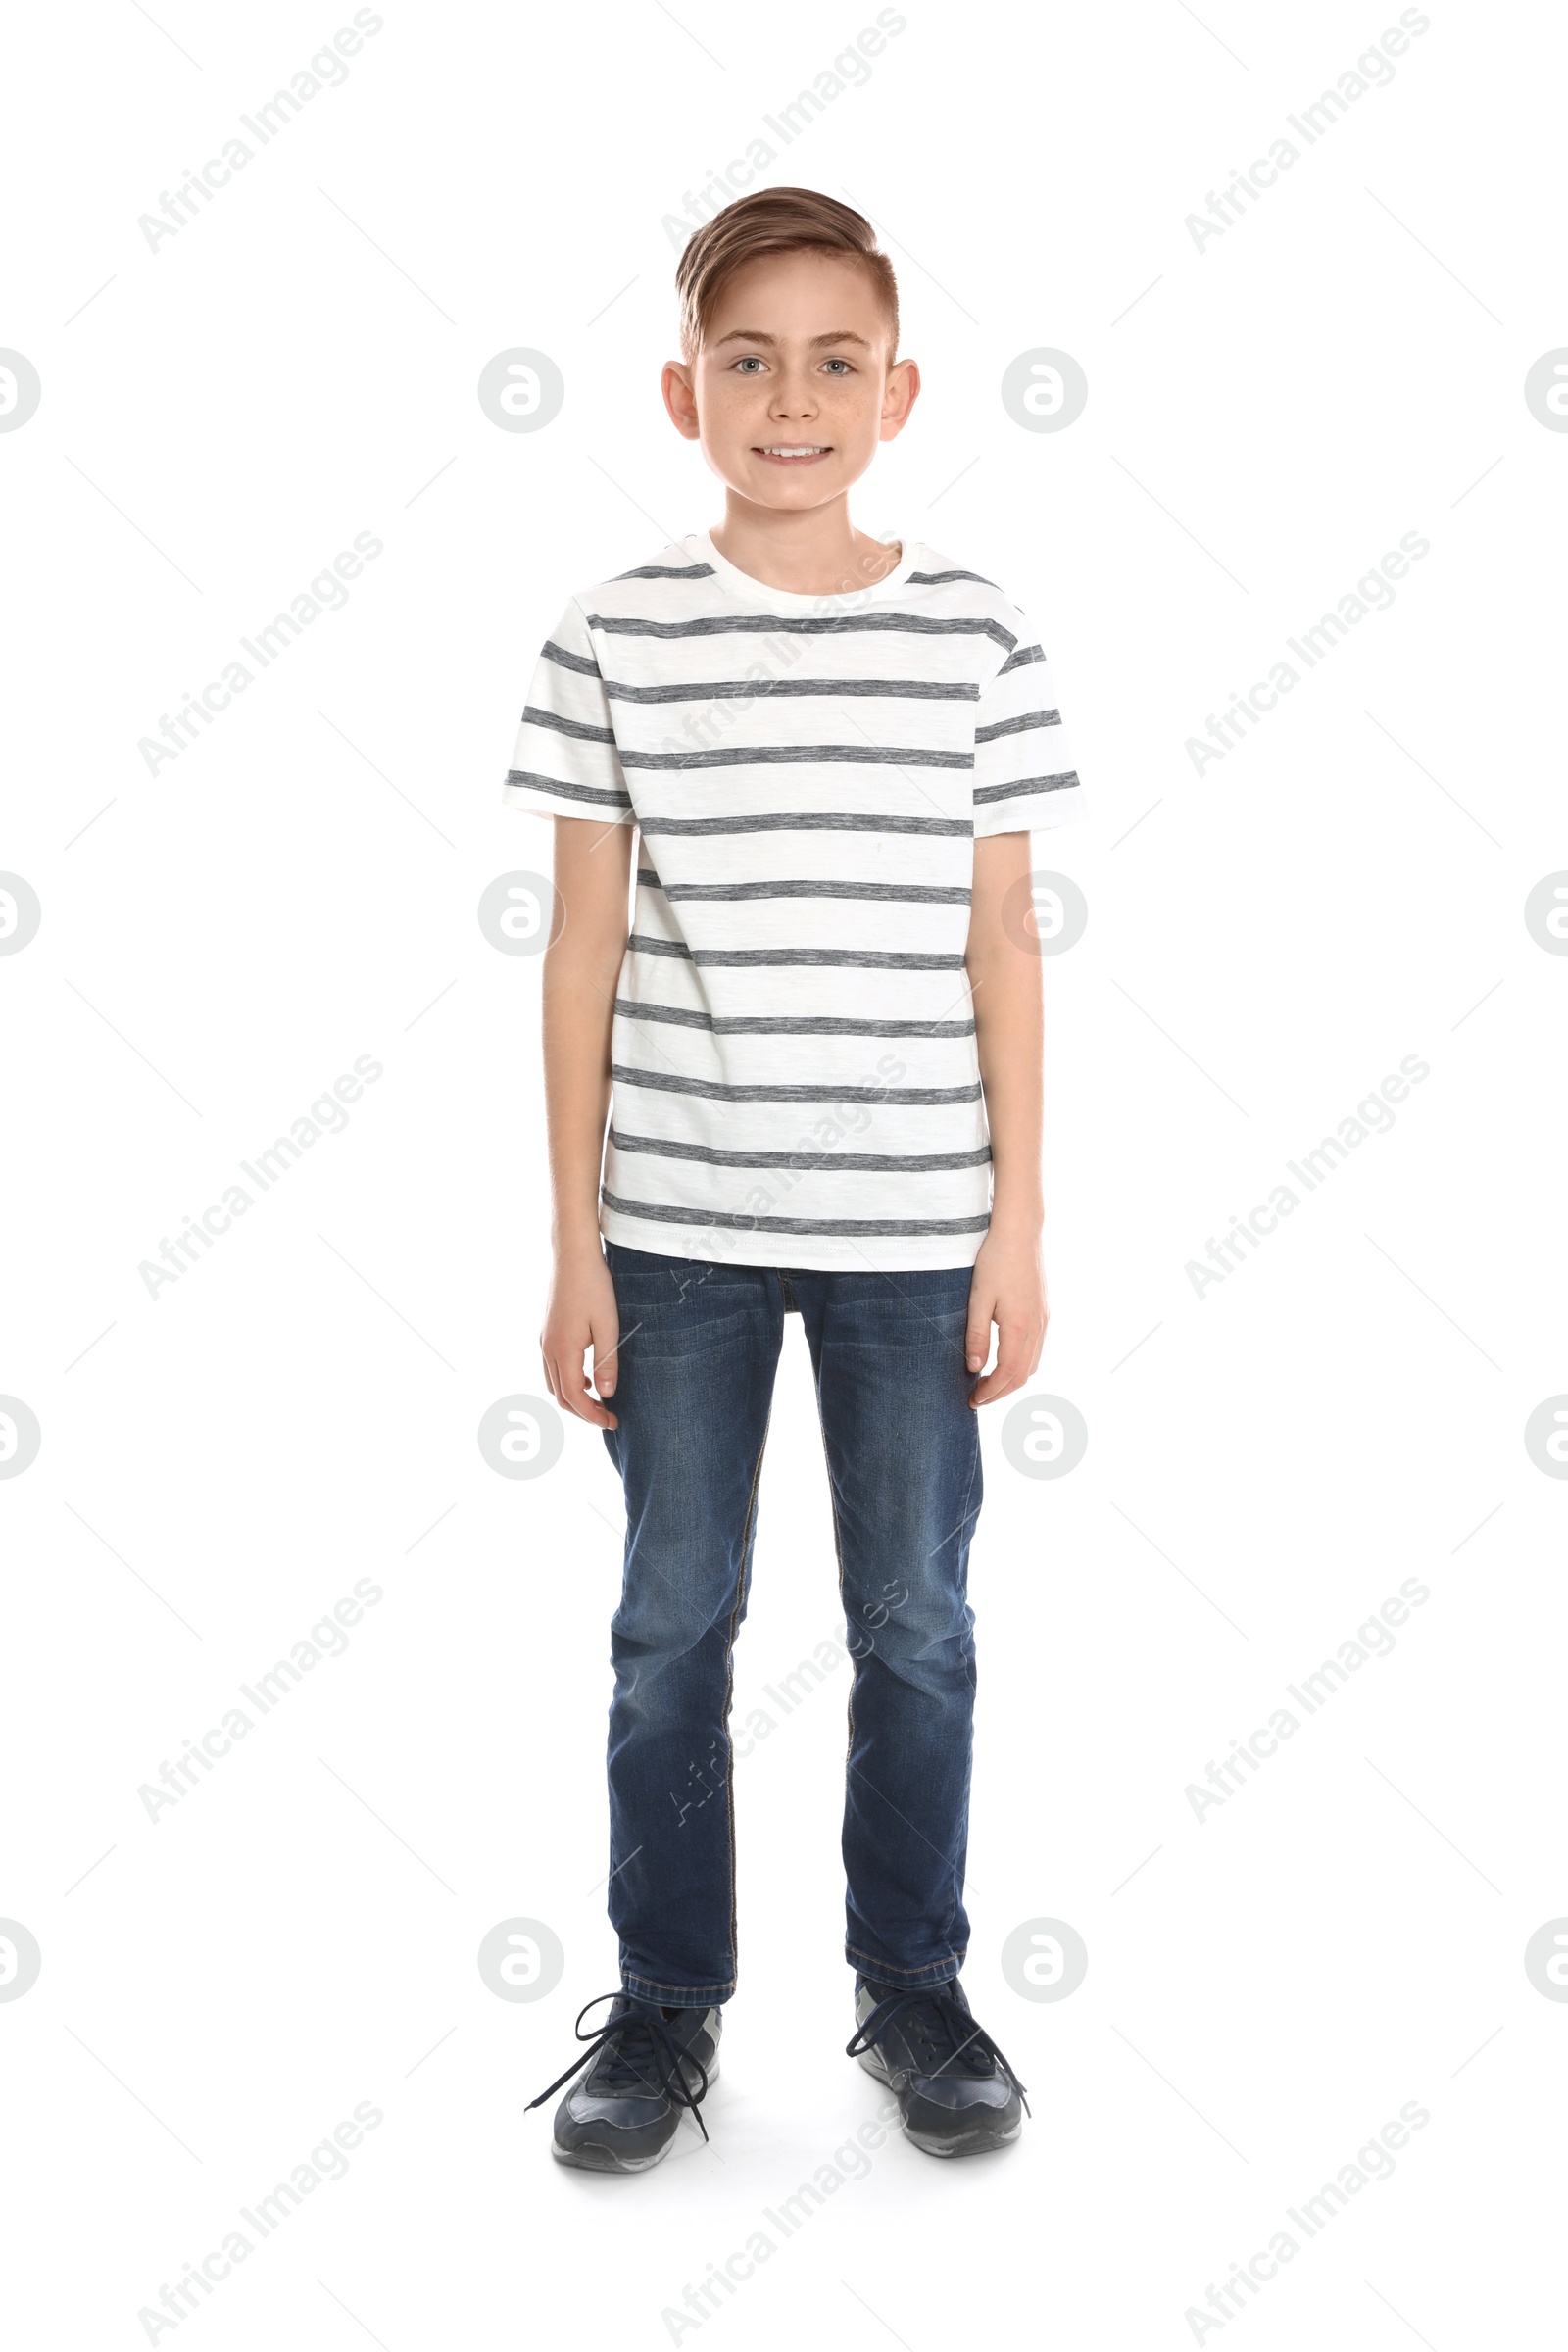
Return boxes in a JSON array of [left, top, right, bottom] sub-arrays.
[[599, 1241, 983, 2005]]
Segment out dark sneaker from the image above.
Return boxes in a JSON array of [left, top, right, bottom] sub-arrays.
[[526, 1991, 720, 2173], [847, 1976, 1027, 2157]]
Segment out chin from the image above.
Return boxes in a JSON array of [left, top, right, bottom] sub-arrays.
[[747, 471, 842, 502]]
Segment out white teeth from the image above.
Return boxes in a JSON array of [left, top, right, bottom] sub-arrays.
[[759, 445, 827, 455]]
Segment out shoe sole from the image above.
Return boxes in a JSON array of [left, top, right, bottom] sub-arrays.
[[551, 2055, 719, 2173], [856, 2046, 1022, 2157]]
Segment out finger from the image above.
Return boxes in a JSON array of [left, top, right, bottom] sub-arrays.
[[571, 1329, 619, 1426], [564, 1384, 614, 1429], [568, 1351, 616, 1427], [591, 1311, 622, 1399], [577, 1377, 617, 1429], [970, 1320, 1038, 1407], [964, 1296, 995, 1375], [544, 1339, 612, 1427], [588, 1323, 620, 1429]]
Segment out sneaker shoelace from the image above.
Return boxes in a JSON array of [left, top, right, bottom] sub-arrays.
[[846, 1984, 1030, 2112], [525, 1992, 712, 2142]]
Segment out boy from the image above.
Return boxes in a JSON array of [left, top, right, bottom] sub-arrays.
[[509, 188, 1081, 2170]]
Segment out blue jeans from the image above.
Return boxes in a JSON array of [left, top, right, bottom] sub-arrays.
[[600, 1242, 983, 2006]]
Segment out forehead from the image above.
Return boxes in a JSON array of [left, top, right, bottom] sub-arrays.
[[704, 247, 889, 345]]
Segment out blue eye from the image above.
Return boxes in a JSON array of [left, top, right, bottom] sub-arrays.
[[734, 355, 765, 372], [823, 358, 853, 374]]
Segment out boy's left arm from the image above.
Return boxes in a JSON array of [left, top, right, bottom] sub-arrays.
[[963, 830, 1048, 1405]]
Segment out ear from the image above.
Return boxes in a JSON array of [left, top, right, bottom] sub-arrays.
[[879, 356, 921, 443], [662, 359, 702, 441]]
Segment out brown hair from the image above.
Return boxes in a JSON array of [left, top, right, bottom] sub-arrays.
[[675, 188, 899, 363]]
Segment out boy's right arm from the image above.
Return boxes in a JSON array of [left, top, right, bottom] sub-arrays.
[[538, 813, 633, 1429]]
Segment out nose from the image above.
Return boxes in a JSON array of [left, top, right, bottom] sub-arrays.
[[769, 367, 819, 419]]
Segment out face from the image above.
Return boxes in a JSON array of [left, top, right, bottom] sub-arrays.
[[663, 248, 918, 511]]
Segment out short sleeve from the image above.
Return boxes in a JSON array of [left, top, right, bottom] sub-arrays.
[[972, 616, 1083, 836], [501, 598, 632, 822]]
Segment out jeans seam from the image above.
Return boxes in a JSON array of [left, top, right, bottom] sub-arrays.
[[720, 1398, 773, 1995], [809, 1389, 859, 1821], [933, 1415, 983, 1953], [804, 1354, 880, 1974]]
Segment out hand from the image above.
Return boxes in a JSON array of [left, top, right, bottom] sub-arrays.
[[964, 1226, 1048, 1407], [540, 1244, 621, 1429]]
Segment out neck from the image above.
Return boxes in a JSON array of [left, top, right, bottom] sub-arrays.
[[710, 492, 902, 596]]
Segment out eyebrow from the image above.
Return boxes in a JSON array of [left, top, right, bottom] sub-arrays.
[[710, 328, 874, 351]]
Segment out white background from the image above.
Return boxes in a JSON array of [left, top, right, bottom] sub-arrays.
[[4, 0, 1566, 2344]]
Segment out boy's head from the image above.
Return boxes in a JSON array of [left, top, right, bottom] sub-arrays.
[[663, 188, 918, 514]]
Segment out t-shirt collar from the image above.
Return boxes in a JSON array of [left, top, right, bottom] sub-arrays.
[[686, 529, 919, 612]]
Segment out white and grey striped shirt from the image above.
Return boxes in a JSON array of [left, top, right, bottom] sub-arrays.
[[503, 530, 1083, 1271]]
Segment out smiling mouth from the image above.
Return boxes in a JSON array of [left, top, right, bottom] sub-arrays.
[[754, 444, 832, 462]]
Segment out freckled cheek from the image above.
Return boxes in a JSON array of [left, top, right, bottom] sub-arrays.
[[701, 394, 765, 446], [826, 402, 880, 445]]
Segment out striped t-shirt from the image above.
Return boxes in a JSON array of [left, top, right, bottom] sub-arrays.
[[503, 530, 1083, 1272]]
